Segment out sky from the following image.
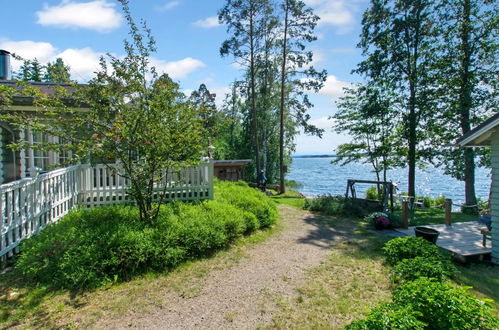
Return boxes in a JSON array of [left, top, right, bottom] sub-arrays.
[[0, 0, 369, 155]]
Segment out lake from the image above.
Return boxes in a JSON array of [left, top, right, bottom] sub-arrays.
[[286, 157, 491, 205]]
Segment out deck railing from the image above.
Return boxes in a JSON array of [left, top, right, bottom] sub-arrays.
[[0, 162, 214, 259]]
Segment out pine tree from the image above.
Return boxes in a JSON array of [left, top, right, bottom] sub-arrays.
[[44, 58, 71, 83]]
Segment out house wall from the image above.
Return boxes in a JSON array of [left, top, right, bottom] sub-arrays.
[[0, 126, 3, 184], [490, 132, 499, 263]]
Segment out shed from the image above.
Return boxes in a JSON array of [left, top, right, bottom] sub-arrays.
[[456, 113, 499, 264], [213, 159, 251, 182]]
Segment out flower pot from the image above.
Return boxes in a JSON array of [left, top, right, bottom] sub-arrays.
[[414, 226, 439, 244]]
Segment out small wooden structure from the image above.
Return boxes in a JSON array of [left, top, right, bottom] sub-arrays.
[[345, 179, 395, 212], [213, 159, 251, 182], [396, 222, 492, 262], [456, 112, 499, 264]]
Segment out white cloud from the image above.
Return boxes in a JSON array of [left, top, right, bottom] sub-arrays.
[[304, 0, 361, 34], [310, 50, 326, 68], [56, 47, 103, 81], [210, 86, 231, 107], [193, 16, 220, 29], [36, 0, 122, 32], [151, 57, 206, 80], [319, 75, 351, 97], [155, 1, 181, 12], [2, 39, 205, 82], [0, 40, 57, 64]]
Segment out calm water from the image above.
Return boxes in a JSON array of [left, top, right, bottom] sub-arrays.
[[287, 157, 491, 205]]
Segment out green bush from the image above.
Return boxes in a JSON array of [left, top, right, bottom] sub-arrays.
[[387, 212, 403, 228], [285, 179, 303, 189], [382, 236, 442, 266], [390, 257, 450, 285], [347, 303, 426, 329], [303, 195, 368, 217], [393, 278, 499, 329], [365, 186, 386, 201], [215, 180, 278, 228], [17, 181, 276, 289]]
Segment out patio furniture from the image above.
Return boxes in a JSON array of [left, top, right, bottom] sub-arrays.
[[481, 228, 492, 247]]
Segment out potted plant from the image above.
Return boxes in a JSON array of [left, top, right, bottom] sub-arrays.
[[366, 212, 391, 230], [414, 227, 439, 244]]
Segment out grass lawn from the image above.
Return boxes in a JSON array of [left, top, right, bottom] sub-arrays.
[[265, 233, 393, 328], [0, 218, 283, 329], [394, 207, 477, 226], [270, 189, 306, 209]]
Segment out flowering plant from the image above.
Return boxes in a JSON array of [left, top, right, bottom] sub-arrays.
[[366, 212, 391, 229]]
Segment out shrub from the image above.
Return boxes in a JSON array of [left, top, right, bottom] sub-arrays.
[[347, 303, 426, 329], [285, 179, 303, 189], [434, 195, 446, 208], [393, 278, 499, 329], [387, 212, 403, 228], [365, 186, 385, 201], [215, 180, 278, 228], [382, 236, 442, 266], [303, 195, 368, 217], [17, 181, 275, 289], [390, 257, 449, 285]]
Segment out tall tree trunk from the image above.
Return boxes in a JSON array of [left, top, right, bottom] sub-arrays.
[[278, 1, 289, 194], [408, 88, 417, 201], [459, 0, 477, 210], [250, 10, 261, 178]]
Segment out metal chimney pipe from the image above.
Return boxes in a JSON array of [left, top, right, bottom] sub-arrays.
[[0, 50, 12, 80]]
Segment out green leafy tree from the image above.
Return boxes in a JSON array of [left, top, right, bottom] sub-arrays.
[[277, 0, 326, 193], [430, 0, 498, 210], [1, 0, 205, 223], [44, 58, 71, 83], [219, 0, 271, 177], [357, 0, 438, 200], [333, 83, 401, 186]]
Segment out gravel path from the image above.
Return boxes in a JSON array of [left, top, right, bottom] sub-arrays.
[[96, 205, 353, 329]]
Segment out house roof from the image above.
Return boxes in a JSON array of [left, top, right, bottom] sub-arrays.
[[213, 159, 252, 166], [0, 80, 88, 108], [456, 112, 499, 147]]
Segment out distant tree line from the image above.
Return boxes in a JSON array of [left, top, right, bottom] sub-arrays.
[[16, 57, 72, 83], [333, 0, 498, 212]]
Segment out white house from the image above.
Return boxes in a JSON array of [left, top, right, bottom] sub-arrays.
[[456, 113, 499, 264], [0, 50, 86, 184]]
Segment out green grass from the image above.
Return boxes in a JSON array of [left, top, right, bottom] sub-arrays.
[[453, 264, 499, 316], [270, 189, 306, 209], [0, 215, 283, 329], [393, 207, 477, 226], [265, 233, 393, 329]]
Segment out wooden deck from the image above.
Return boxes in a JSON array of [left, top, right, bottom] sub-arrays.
[[395, 222, 492, 258]]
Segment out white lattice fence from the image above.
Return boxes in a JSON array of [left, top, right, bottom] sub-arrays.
[[0, 162, 214, 260]]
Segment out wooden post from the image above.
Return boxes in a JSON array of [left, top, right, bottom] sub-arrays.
[[445, 199, 452, 226], [402, 201, 409, 229]]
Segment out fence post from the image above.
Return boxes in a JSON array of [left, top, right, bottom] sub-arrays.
[[402, 201, 409, 229], [445, 199, 452, 226], [208, 161, 214, 200]]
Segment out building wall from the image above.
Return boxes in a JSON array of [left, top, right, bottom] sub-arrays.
[[0, 126, 3, 184], [490, 133, 499, 263]]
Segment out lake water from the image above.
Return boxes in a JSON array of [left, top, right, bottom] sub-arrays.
[[286, 157, 491, 205]]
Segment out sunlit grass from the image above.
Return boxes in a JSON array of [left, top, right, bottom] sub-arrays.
[[0, 217, 283, 329]]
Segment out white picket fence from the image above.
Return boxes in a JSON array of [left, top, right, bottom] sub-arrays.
[[0, 162, 214, 259]]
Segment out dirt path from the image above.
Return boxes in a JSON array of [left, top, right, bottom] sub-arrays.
[[95, 205, 354, 329]]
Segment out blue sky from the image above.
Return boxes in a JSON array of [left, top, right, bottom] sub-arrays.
[[1, 0, 369, 154]]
